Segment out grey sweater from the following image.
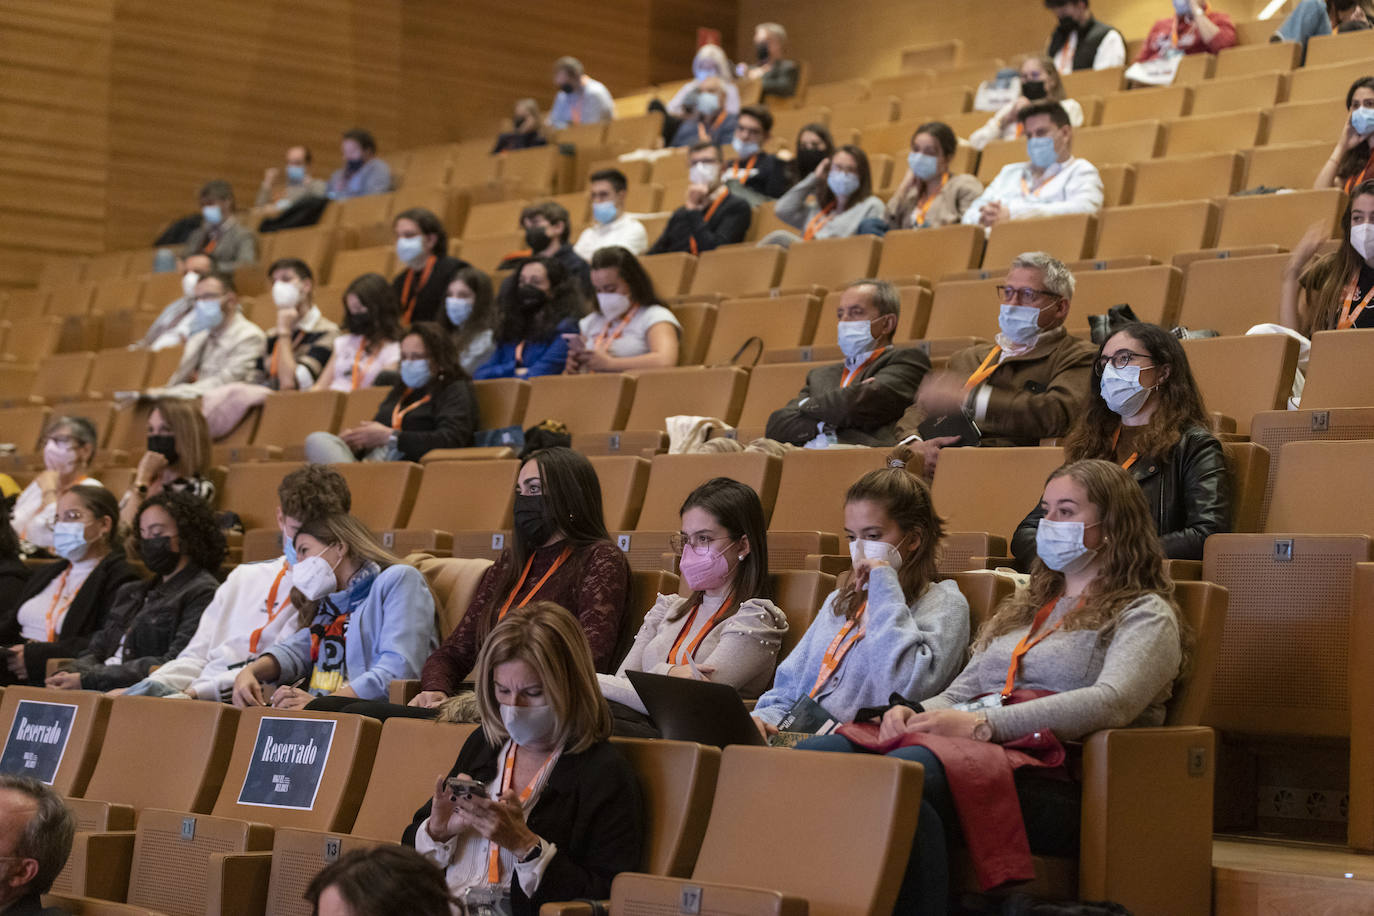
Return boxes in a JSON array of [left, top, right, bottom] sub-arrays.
[[773, 173, 887, 240], [922, 593, 1182, 742]]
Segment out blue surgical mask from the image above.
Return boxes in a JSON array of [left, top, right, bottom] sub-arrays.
[[693, 64, 716, 82], [998, 304, 1042, 348], [52, 521, 90, 563], [1035, 518, 1098, 573], [282, 531, 299, 567], [592, 200, 618, 225], [396, 235, 426, 265], [731, 136, 760, 159], [1172, 0, 1192, 15], [445, 296, 474, 327], [201, 205, 223, 226], [1027, 135, 1058, 169], [285, 164, 307, 183], [1100, 364, 1154, 418], [1353, 107, 1374, 137], [695, 91, 721, 118], [836, 319, 877, 361], [400, 358, 431, 389], [827, 169, 860, 199], [908, 151, 940, 181], [192, 296, 224, 333]]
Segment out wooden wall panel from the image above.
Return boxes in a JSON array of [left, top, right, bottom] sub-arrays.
[[649, 0, 741, 86]]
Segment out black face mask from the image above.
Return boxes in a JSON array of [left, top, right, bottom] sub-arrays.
[[345, 311, 375, 336], [524, 226, 551, 252], [795, 147, 827, 176], [140, 536, 181, 577], [513, 494, 555, 547], [517, 284, 548, 310], [1021, 80, 1048, 101], [558, 82, 577, 95], [1055, 14, 1078, 32], [146, 434, 178, 465], [755, 41, 769, 63], [1339, 17, 1372, 31]]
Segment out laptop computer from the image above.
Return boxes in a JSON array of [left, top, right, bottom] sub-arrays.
[[626, 670, 768, 749]]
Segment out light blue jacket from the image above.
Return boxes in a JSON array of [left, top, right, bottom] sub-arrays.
[[753, 570, 970, 727], [264, 562, 436, 702]]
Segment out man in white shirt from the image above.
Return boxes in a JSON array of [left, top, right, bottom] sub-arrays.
[[121, 465, 352, 701], [573, 168, 648, 261], [148, 271, 267, 398], [547, 56, 615, 129], [1045, 0, 1127, 72], [961, 101, 1104, 230]]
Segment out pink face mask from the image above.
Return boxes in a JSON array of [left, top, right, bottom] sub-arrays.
[[679, 541, 735, 592]]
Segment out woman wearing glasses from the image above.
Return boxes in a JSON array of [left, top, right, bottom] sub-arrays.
[[597, 478, 788, 737], [1010, 321, 1231, 569], [11, 416, 103, 557]]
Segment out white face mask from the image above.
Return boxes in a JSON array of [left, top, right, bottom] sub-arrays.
[[596, 292, 633, 320], [181, 270, 201, 298], [501, 702, 558, 748], [689, 161, 721, 186], [292, 548, 342, 602], [848, 536, 905, 571], [836, 319, 878, 361], [1099, 363, 1154, 418], [1035, 518, 1099, 573], [997, 304, 1042, 348], [43, 439, 78, 475], [1353, 223, 1374, 263], [272, 280, 302, 310]]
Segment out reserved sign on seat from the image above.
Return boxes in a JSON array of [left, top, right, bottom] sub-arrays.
[[0, 700, 78, 785], [237, 716, 337, 810]]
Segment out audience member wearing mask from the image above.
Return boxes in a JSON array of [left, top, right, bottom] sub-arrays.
[[751, 467, 970, 739], [1316, 77, 1374, 193], [498, 202, 593, 295], [48, 490, 224, 692], [312, 273, 405, 393], [438, 266, 499, 375], [121, 465, 351, 700], [598, 478, 787, 738], [766, 280, 931, 447], [392, 207, 470, 325], [1135, 0, 1236, 61], [567, 246, 680, 373], [1045, 0, 1126, 73], [10, 417, 102, 557], [254, 258, 340, 390], [150, 271, 266, 398], [667, 45, 741, 118], [668, 78, 737, 148], [231, 512, 436, 708], [784, 122, 835, 189], [328, 128, 392, 199], [182, 180, 258, 272], [305, 322, 477, 463], [132, 253, 212, 351], [723, 105, 793, 201], [1280, 182, 1374, 347], [961, 102, 1103, 230], [1275, 0, 1372, 61], [573, 170, 648, 262], [475, 258, 586, 380], [969, 55, 1084, 151], [548, 57, 615, 129], [1010, 322, 1230, 568], [904, 252, 1096, 474], [0, 485, 138, 685], [743, 22, 801, 101], [763, 144, 885, 248], [116, 399, 216, 529], [493, 99, 549, 154], [648, 142, 753, 253], [255, 145, 327, 210], [878, 122, 984, 233]]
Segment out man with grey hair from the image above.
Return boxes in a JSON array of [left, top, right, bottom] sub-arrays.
[[0, 775, 74, 915], [907, 252, 1095, 469], [765, 279, 930, 447], [548, 56, 614, 128], [745, 23, 801, 101]]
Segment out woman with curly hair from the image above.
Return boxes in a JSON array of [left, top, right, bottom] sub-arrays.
[[47, 490, 225, 692]]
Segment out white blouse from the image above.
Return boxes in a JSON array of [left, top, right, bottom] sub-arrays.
[[16, 555, 100, 641], [577, 305, 682, 360]]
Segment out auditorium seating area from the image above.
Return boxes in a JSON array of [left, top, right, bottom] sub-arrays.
[[6, 3, 1374, 915]]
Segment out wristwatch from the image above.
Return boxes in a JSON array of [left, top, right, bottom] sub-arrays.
[[972, 711, 993, 742], [519, 839, 543, 863]]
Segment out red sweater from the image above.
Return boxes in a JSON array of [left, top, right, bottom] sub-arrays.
[[1135, 8, 1236, 61]]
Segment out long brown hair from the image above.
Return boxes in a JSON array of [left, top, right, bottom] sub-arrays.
[[1336, 77, 1374, 185], [670, 477, 772, 621], [1300, 180, 1374, 336], [1062, 322, 1210, 462], [289, 513, 400, 624], [975, 460, 1188, 672], [150, 398, 211, 479], [833, 467, 945, 619]]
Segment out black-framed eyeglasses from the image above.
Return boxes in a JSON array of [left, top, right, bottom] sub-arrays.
[[996, 285, 1057, 306], [669, 533, 731, 554], [1094, 350, 1155, 375]]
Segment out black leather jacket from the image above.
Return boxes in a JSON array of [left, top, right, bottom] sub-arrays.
[[1010, 425, 1232, 569]]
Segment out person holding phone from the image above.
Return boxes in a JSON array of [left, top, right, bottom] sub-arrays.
[[565, 247, 680, 374], [759, 144, 886, 249]]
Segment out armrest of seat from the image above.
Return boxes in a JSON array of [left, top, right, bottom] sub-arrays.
[[539, 901, 605, 916], [766, 531, 840, 571], [609, 873, 806, 916], [62, 830, 135, 901], [66, 798, 135, 832], [1078, 725, 1214, 916], [207, 850, 272, 916], [389, 679, 420, 705], [1164, 559, 1203, 581], [937, 532, 1008, 577], [804, 554, 851, 576], [380, 529, 455, 559]]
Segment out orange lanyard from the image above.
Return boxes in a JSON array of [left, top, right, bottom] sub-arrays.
[[202, 235, 219, 255], [497, 546, 574, 620], [963, 345, 1002, 391], [248, 561, 293, 656], [400, 256, 436, 324], [729, 154, 758, 182], [1014, 122, 1024, 140], [1345, 159, 1374, 196], [911, 173, 948, 228], [666, 591, 735, 666], [390, 388, 431, 430], [803, 202, 836, 241], [696, 111, 726, 143], [570, 95, 584, 124], [1169, 4, 1206, 48], [44, 567, 75, 642], [268, 330, 302, 378], [1338, 275, 1374, 330], [689, 192, 728, 255], [595, 305, 640, 348], [1110, 427, 1139, 471], [350, 342, 382, 392], [810, 602, 866, 697], [486, 746, 555, 884], [1002, 596, 1080, 698], [1055, 36, 1075, 74], [841, 346, 888, 388], [1020, 170, 1054, 198]]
